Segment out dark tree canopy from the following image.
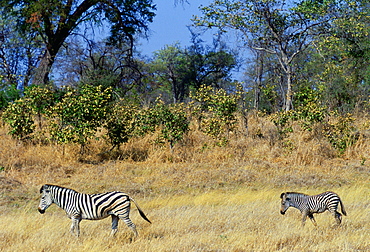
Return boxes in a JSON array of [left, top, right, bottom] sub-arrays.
[[1, 0, 156, 86]]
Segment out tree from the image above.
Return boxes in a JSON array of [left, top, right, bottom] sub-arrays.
[[1, 0, 156, 87], [186, 32, 237, 91], [151, 43, 190, 103], [54, 37, 145, 98], [150, 38, 237, 103], [243, 51, 282, 112], [305, 0, 370, 112], [0, 7, 43, 89], [194, 0, 335, 111]]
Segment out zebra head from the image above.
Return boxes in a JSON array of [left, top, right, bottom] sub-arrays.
[[280, 192, 292, 215], [38, 184, 54, 214]]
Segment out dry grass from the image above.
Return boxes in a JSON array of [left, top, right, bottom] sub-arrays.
[[0, 114, 369, 251], [1, 187, 369, 251]]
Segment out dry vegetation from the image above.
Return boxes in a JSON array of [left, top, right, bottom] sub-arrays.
[[0, 113, 369, 251]]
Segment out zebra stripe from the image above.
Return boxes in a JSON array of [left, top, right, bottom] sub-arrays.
[[38, 184, 151, 237], [280, 191, 347, 226]]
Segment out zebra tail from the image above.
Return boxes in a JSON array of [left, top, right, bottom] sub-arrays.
[[130, 197, 152, 224], [339, 198, 347, 216]]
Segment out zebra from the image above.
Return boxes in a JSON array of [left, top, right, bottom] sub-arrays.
[[280, 191, 347, 226], [38, 184, 151, 237]]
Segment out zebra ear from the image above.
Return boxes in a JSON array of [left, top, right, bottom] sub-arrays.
[[40, 185, 48, 193], [280, 193, 285, 199]]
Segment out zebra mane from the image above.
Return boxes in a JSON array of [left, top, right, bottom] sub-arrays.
[[285, 192, 309, 196], [40, 184, 78, 194]]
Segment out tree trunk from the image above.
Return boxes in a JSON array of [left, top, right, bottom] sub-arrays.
[[254, 52, 264, 110], [32, 50, 55, 85], [285, 65, 293, 111]]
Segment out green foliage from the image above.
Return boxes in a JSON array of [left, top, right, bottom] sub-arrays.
[[293, 0, 335, 19], [323, 113, 358, 154], [269, 88, 359, 154], [105, 100, 138, 148], [47, 85, 111, 152], [154, 99, 189, 149], [1, 0, 156, 85], [150, 43, 190, 102], [190, 85, 240, 145], [133, 98, 189, 149], [0, 85, 20, 110], [270, 85, 328, 134], [80, 68, 121, 91], [2, 85, 55, 141], [2, 98, 35, 140], [23, 85, 55, 129], [261, 83, 279, 112], [133, 106, 160, 137], [149, 41, 237, 103], [307, 0, 370, 112], [293, 86, 328, 130]]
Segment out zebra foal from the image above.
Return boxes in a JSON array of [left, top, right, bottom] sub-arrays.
[[38, 184, 151, 237], [280, 191, 347, 226]]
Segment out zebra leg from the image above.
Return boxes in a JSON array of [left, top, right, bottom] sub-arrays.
[[118, 214, 138, 237], [111, 215, 119, 236], [308, 213, 317, 226], [301, 211, 309, 226], [334, 211, 342, 225], [71, 217, 82, 237]]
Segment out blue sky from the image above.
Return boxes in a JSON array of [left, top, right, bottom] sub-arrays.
[[138, 1, 246, 80], [138, 1, 213, 56]]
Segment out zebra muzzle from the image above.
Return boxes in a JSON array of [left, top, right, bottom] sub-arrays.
[[38, 207, 45, 214], [280, 210, 285, 215]]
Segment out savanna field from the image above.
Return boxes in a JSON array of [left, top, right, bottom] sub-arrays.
[[0, 113, 369, 252]]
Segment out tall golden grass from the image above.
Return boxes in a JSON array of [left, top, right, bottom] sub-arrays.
[[0, 113, 369, 251]]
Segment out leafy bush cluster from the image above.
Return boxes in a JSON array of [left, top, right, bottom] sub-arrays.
[[107, 97, 190, 150], [0, 85, 20, 110], [1, 83, 362, 157], [47, 85, 112, 151], [269, 87, 358, 153], [1, 85, 193, 153], [2, 98, 35, 140], [323, 113, 358, 154], [190, 85, 241, 145]]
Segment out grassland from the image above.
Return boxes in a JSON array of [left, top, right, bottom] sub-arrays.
[[0, 114, 369, 251]]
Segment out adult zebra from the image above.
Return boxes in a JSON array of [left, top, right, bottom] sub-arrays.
[[280, 191, 347, 226], [38, 184, 151, 237]]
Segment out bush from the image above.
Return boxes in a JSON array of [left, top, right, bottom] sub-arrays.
[[190, 85, 240, 145], [23, 85, 55, 130], [323, 112, 358, 154], [0, 85, 20, 111], [47, 85, 111, 153], [105, 100, 138, 149], [2, 98, 35, 140], [154, 99, 189, 149], [133, 98, 189, 149]]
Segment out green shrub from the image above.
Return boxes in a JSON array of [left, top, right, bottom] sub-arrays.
[[47, 85, 111, 153], [323, 112, 358, 154], [2, 98, 35, 140], [190, 85, 240, 145], [105, 100, 138, 149], [133, 98, 189, 149], [23, 85, 55, 130], [0, 85, 20, 111], [155, 99, 189, 149]]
